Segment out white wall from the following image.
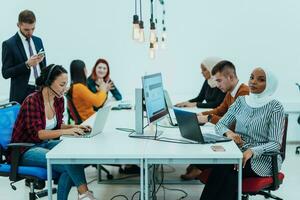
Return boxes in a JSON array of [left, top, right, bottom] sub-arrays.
[[1, 0, 300, 100], [1, 0, 300, 138]]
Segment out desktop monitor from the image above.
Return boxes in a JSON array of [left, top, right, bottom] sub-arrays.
[[142, 73, 168, 124]]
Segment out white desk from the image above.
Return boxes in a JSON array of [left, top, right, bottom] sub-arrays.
[[46, 109, 242, 200], [46, 110, 146, 200], [143, 129, 243, 200]]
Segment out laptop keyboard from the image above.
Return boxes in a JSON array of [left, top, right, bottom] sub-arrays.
[[79, 133, 91, 138], [203, 133, 227, 142], [76, 130, 92, 138]]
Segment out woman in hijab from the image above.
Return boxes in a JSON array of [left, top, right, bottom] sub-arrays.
[[199, 67, 285, 200], [176, 57, 226, 108]]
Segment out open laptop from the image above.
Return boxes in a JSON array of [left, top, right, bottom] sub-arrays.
[[71, 106, 111, 138], [173, 108, 231, 144], [164, 90, 204, 127], [164, 90, 178, 126]]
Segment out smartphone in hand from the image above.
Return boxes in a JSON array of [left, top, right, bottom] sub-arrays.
[[37, 48, 45, 56]]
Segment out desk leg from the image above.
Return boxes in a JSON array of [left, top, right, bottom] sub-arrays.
[[140, 159, 144, 200], [238, 159, 242, 200], [145, 159, 149, 200], [47, 159, 52, 200]]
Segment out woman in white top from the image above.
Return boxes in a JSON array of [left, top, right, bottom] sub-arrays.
[[200, 67, 285, 200]]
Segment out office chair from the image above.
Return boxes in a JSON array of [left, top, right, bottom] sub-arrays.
[[295, 115, 300, 154], [198, 114, 288, 200], [0, 102, 58, 200], [295, 83, 300, 154], [65, 91, 121, 180], [66, 91, 83, 125]]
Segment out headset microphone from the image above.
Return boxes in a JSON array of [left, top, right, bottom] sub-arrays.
[[49, 86, 62, 98], [45, 64, 63, 98]]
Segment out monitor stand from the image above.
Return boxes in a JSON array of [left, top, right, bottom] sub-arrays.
[[144, 123, 163, 138], [134, 88, 164, 139], [131, 123, 163, 139]]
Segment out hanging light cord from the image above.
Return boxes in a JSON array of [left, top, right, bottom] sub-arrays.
[[155, 0, 158, 24], [135, 0, 137, 15], [161, 0, 166, 31], [139, 0, 143, 20], [150, 0, 154, 22]]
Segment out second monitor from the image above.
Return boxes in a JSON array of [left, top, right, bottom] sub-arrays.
[[143, 73, 168, 124], [135, 73, 168, 136]]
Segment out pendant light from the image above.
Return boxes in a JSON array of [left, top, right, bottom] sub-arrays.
[[131, 0, 167, 58], [132, 0, 140, 40], [149, 42, 155, 59], [139, 0, 145, 42]]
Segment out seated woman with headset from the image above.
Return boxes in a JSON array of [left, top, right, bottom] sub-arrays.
[[199, 67, 285, 200], [69, 59, 111, 121], [9, 64, 97, 200]]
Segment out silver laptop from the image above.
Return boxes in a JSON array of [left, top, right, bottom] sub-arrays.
[[164, 90, 178, 126], [72, 106, 110, 138]]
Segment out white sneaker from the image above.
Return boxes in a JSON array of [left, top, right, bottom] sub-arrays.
[[78, 191, 97, 200]]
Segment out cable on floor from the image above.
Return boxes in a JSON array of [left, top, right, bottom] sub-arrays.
[[130, 191, 141, 200], [110, 194, 129, 200]]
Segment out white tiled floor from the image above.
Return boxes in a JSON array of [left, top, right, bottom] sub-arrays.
[[1, 144, 300, 200]]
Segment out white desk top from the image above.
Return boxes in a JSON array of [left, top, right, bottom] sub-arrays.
[[143, 128, 242, 159], [47, 109, 146, 159], [144, 140, 241, 159], [46, 131, 147, 159], [47, 131, 147, 159], [47, 108, 242, 161]]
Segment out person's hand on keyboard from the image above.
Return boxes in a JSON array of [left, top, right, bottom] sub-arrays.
[[77, 125, 92, 133], [64, 127, 86, 136]]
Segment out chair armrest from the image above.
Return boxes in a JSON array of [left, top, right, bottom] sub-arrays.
[[262, 151, 281, 190], [262, 151, 282, 157], [7, 143, 34, 148], [8, 143, 34, 181]]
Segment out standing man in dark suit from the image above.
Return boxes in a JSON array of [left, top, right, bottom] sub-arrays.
[[2, 10, 46, 104]]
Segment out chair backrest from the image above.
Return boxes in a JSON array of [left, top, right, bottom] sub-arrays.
[[0, 102, 20, 150], [65, 90, 82, 125], [281, 114, 288, 161]]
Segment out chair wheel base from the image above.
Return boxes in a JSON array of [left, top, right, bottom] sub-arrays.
[[25, 179, 45, 190], [29, 192, 36, 200], [36, 188, 57, 198], [257, 190, 283, 200], [118, 167, 125, 173], [107, 174, 114, 180], [296, 146, 300, 154]]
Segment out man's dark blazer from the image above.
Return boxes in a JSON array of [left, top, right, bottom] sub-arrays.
[[1, 33, 46, 103]]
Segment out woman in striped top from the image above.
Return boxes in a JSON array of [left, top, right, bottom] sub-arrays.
[[200, 67, 285, 200]]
